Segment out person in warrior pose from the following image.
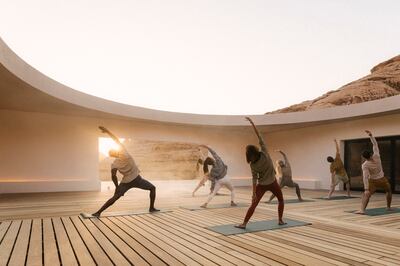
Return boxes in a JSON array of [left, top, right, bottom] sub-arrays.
[[196, 145, 237, 208], [92, 126, 159, 217], [266, 150, 303, 202], [326, 139, 351, 199], [355, 130, 392, 214], [236, 117, 285, 229]]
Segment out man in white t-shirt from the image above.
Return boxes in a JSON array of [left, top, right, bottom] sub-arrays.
[[355, 130, 392, 214], [92, 126, 159, 217]]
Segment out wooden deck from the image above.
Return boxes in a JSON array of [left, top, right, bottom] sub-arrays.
[[0, 185, 399, 265]]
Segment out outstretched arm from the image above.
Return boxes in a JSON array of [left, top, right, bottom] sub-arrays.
[[192, 174, 209, 195], [200, 145, 222, 163], [245, 117, 267, 153], [277, 150, 290, 167], [334, 139, 341, 160], [365, 130, 379, 156], [99, 126, 124, 148]]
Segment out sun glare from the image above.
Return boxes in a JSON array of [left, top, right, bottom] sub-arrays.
[[98, 137, 125, 157]]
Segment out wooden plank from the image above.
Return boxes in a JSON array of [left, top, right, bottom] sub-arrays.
[[108, 217, 183, 266], [43, 218, 60, 266], [52, 217, 78, 266], [80, 217, 130, 265], [61, 217, 95, 266], [70, 216, 113, 266], [8, 219, 31, 266], [119, 216, 200, 266], [89, 218, 149, 265], [165, 210, 282, 266], [130, 215, 217, 265], [0, 220, 21, 265], [261, 232, 367, 266], [143, 213, 252, 266], [101, 218, 167, 266], [0, 221, 11, 243], [26, 219, 43, 266], [237, 233, 341, 266]]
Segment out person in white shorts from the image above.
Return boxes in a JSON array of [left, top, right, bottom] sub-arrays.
[[199, 145, 237, 208]]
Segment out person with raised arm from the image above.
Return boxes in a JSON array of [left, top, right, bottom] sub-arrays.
[[267, 150, 303, 202], [196, 145, 237, 208], [192, 158, 218, 197], [92, 126, 159, 217], [355, 130, 392, 214], [236, 117, 285, 229], [326, 139, 351, 199]]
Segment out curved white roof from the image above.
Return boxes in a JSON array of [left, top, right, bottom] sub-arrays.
[[1, 37, 399, 127]]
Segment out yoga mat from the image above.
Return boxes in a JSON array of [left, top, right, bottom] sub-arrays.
[[180, 202, 248, 211], [266, 199, 315, 204], [183, 193, 229, 198], [80, 209, 172, 219], [208, 219, 311, 235], [346, 207, 400, 216], [314, 196, 359, 200]]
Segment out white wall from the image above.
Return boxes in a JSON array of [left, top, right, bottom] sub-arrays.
[[265, 113, 400, 189], [0, 109, 253, 193], [1, 109, 399, 193]]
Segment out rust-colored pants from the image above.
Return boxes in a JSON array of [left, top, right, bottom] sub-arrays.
[[243, 180, 284, 223]]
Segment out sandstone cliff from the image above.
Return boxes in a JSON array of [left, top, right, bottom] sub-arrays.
[[269, 55, 400, 113], [99, 139, 208, 181]]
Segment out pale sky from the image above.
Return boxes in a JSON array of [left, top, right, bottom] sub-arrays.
[[1, 0, 399, 115]]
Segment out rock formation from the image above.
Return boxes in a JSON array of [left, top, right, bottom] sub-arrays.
[[269, 55, 400, 113], [99, 139, 208, 181]]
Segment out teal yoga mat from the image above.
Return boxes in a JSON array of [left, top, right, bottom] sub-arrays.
[[80, 209, 172, 219], [347, 207, 400, 216], [180, 202, 248, 211], [207, 219, 311, 235], [315, 196, 359, 200], [265, 199, 315, 204]]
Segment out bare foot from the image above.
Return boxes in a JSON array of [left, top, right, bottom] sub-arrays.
[[265, 200, 272, 204], [298, 198, 304, 202], [386, 207, 395, 211], [234, 224, 246, 229], [278, 220, 287, 225], [231, 202, 238, 207], [200, 204, 207, 208], [354, 210, 365, 215], [149, 208, 160, 213]]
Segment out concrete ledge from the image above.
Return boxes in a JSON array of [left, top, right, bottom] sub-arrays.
[[0, 179, 101, 194], [293, 179, 320, 190]]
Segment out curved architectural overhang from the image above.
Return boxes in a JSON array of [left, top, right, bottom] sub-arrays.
[[1, 37, 399, 129]]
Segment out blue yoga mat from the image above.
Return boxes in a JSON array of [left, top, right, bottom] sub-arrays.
[[315, 196, 359, 200], [346, 207, 400, 216], [266, 199, 315, 204], [180, 202, 248, 211], [207, 218, 311, 235], [80, 209, 172, 219]]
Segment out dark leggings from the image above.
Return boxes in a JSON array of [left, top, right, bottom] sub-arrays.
[[269, 178, 301, 201], [95, 175, 156, 214], [244, 180, 284, 224]]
